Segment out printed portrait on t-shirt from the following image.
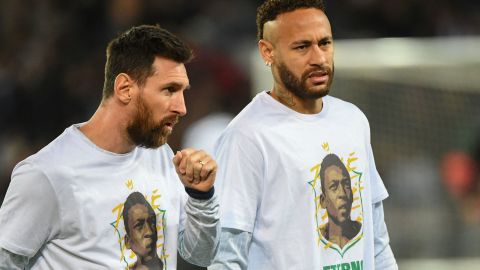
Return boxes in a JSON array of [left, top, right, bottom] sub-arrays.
[[110, 180, 167, 270], [318, 154, 361, 248], [309, 145, 364, 260], [122, 192, 164, 270]]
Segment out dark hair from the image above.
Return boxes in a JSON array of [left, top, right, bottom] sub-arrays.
[[256, 0, 326, 41], [320, 153, 350, 193], [122, 191, 156, 234], [102, 24, 193, 100]]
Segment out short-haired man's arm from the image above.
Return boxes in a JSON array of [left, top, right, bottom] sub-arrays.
[[0, 248, 29, 270], [208, 228, 251, 270], [207, 128, 263, 269], [373, 201, 398, 270], [177, 191, 220, 266], [0, 162, 60, 266], [173, 149, 220, 266]]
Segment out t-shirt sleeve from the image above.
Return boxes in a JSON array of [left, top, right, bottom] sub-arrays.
[[362, 115, 389, 204], [367, 143, 389, 203], [178, 185, 189, 233], [0, 162, 60, 258], [214, 128, 263, 233]]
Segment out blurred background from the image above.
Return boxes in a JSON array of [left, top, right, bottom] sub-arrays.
[[1, 0, 479, 269]]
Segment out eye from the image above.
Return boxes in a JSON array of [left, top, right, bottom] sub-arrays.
[[162, 83, 186, 94], [295, 44, 308, 50], [134, 220, 145, 230], [320, 39, 332, 46], [164, 86, 175, 93], [329, 182, 338, 191], [342, 179, 351, 189], [148, 216, 156, 225]]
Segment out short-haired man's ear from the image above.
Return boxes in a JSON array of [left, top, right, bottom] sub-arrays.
[[114, 73, 133, 104], [125, 234, 131, 249], [319, 194, 326, 209], [258, 39, 274, 67]]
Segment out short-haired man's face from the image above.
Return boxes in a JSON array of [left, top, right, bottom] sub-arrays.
[[125, 203, 157, 259], [127, 56, 189, 148], [266, 8, 334, 100], [321, 165, 353, 224]]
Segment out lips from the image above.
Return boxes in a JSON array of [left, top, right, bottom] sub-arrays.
[[307, 70, 329, 84], [162, 116, 179, 132], [338, 203, 349, 210], [309, 70, 327, 77]]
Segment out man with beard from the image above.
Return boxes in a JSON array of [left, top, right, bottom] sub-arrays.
[[0, 25, 219, 269], [319, 154, 361, 249], [209, 1, 397, 269]]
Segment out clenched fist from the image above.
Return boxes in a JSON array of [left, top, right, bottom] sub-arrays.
[[173, 148, 217, 192]]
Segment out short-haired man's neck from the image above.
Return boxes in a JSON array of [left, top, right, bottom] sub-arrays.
[[324, 218, 359, 248], [79, 94, 138, 154], [269, 85, 324, 114], [134, 252, 161, 269]]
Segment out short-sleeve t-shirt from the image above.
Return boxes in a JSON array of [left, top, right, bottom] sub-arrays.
[[0, 124, 187, 269], [214, 92, 388, 270]]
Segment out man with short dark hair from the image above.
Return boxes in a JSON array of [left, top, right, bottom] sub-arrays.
[[210, 0, 397, 269], [0, 25, 219, 269]]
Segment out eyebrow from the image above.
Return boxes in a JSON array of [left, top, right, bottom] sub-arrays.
[[291, 36, 333, 46], [163, 82, 191, 91], [291, 40, 312, 46], [134, 219, 145, 226]]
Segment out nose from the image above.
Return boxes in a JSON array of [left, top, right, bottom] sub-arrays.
[[143, 222, 153, 236], [338, 183, 347, 198], [310, 45, 328, 66], [172, 91, 187, 116]]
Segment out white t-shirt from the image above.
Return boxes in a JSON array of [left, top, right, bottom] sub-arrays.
[[214, 92, 388, 270], [182, 112, 234, 155], [0, 125, 187, 269]]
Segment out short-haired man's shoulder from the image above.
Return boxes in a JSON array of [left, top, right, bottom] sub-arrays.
[[16, 125, 170, 173], [17, 126, 74, 170], [326, 95, 364, 116], [326, 95, 369, 124], [221, 96, 267, 136]]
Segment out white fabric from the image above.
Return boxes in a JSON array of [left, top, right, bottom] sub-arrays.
[[209, 228, 251, 270], [373, 203, 398, 270], [210, 202, 397, 270], [182, 112, 234, 154], [213, 91, 391, 270], [179, 195, 220, 266], [0, 248, 29, 270], [0, 124, 214, 269]]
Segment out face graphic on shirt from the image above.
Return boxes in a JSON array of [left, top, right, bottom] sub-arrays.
[[122, 192, 163, 269], [125, 203, 158, 257], [318, 153, 362, 250], [321, 164, 353, 224]]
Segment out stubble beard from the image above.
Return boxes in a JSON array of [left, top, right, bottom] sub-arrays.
[[127, 95, 178, 149], [277, 62, 334, 100]]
